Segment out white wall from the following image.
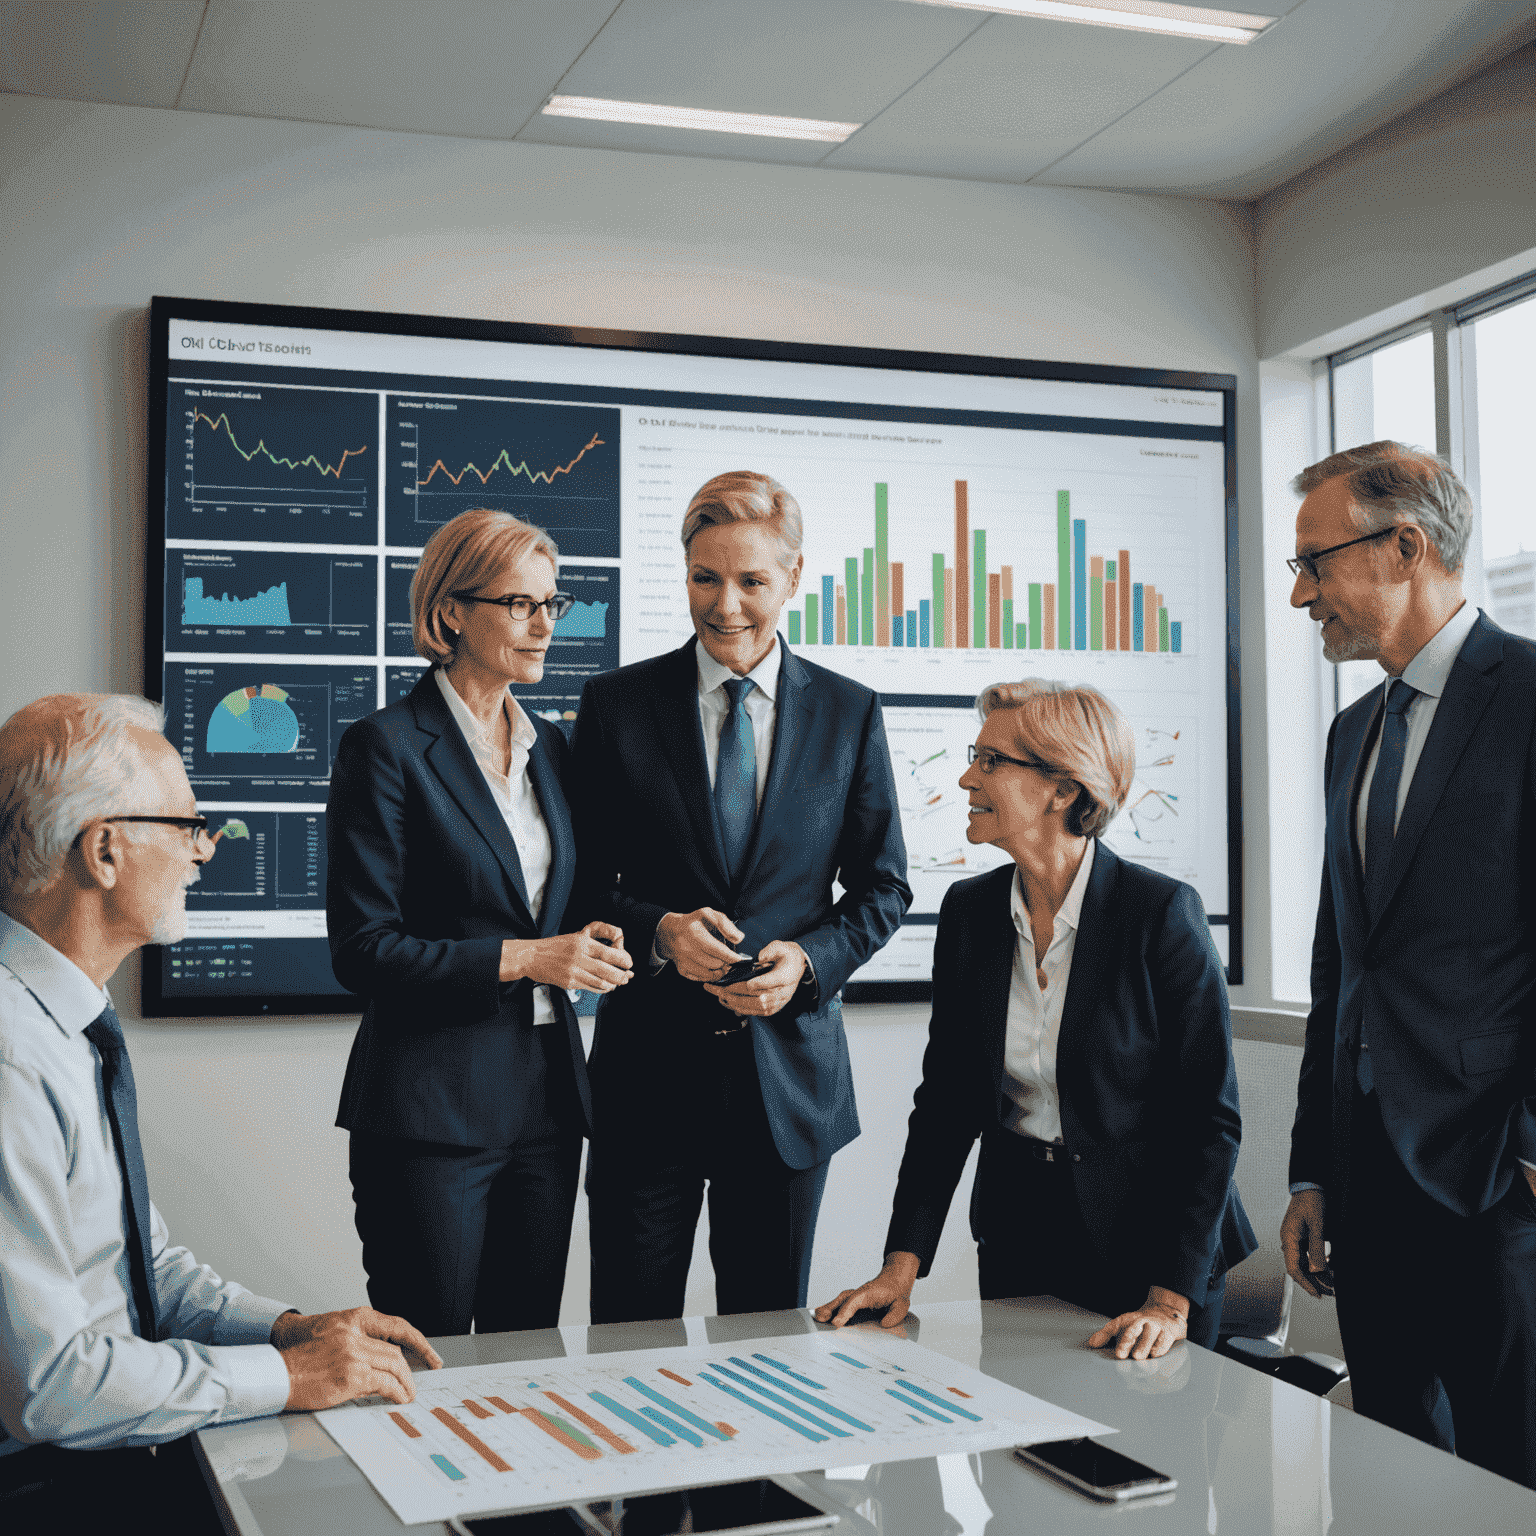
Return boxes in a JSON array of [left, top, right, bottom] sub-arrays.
[[0, 92, 1267, 1321]]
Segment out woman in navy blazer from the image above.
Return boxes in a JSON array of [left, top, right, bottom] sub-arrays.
[[819, 679, 1254, 1358], [327, 509, 632, 1336]]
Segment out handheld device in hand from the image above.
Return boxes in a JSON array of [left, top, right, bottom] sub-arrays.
[[716, 957, 774, 987], [1014, 1439, 1176, 1502]]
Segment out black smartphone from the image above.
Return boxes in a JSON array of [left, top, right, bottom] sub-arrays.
[[715, 957, 773, 986], [454, 1509, 593, 1535], [1014, 1439, 1176, 1502], [453, 1480, 837, 1535]]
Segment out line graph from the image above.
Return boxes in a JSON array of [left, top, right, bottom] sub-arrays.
[[191, 408, 368, 480], [387, 395, 620, 556]]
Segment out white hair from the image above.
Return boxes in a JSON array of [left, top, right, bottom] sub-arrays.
[[0, 694, 167, 900]]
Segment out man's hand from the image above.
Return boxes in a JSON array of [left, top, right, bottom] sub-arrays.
[[1524, 1165, 1536, 1199], [1280, 1189, 1334, 1297], [272, 1306, 443, 1411], [500, 923, 632, 991], [703, 940, 808, 1018], [814, 1253, 921, 1330], [1087, 1286, 1189, 1360], [654, 908, 750, 982]]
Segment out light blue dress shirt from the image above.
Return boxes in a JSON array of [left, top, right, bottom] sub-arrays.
[[0, 913, 293, 1454]]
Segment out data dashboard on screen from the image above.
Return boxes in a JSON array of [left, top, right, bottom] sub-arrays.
[[144, 296, 1239, 1015]]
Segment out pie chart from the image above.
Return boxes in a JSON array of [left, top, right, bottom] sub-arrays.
[[206, 685, 301, 754]]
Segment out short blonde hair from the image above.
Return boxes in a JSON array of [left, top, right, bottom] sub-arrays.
[[412, 508, 559, 667], [680, 471, 802, 570], [976, 679, 1135, 839]]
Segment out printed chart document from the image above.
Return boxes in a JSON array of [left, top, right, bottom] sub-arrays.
[[317, 1328, 1112, 1525]]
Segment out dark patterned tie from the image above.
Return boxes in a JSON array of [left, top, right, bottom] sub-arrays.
[[715, 678, 758, 884], [84, 1004, 159, 1341]]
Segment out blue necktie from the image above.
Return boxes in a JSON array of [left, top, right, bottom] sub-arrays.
[[715, 678, 758, 884], [85, 1004, 160, 1341], [1358, 678, 1418, 1094]]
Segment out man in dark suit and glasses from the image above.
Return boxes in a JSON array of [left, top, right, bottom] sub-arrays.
[[571, 471, 911, 1323], [1280, 442, 1536, 1488]]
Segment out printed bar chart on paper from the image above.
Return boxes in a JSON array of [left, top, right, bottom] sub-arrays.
[[316, 1330, 1110, 1526]]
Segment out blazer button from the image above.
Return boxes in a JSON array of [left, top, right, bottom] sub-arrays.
[[1071, 1154, 1081, 1163]]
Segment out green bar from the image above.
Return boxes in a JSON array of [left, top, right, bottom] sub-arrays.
[[1002, 598, 1014, 649], [1057, 491, 1071, 648], [972, 530, 987, 649], [788, 611, 801, 645], [1090, 578, 1103, 651], [1159, 607, 1170, 652], [1028, 584, 1042, 650], [805, 593, 818, 645], [1015, 621, 1027, 648], [875, 484, 889, 645], [1106, 560, 1117, 581], [861, 547, 874, 650], [845, 558, 859, 645], [931, 552, 945, 650]]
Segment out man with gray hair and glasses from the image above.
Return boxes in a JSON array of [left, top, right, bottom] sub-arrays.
[[1279, 442, 1536, 1488], [0, 693, 440, 1530]]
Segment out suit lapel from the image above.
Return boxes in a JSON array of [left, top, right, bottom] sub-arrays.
[[526, 723, 572, 938], [650, 640, 732, 901], [736, 637, 807, 891], [1054, 840, 1117, 1103], [1334, 694, 1380, 931], [968, 866, 1019, 1104], [410, 674, 533, 923]]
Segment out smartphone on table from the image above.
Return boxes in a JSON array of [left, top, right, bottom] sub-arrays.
[[1014, 1438, 1176, 1502]]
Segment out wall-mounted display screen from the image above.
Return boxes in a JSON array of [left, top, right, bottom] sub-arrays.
[[144, 297, 1239, 1015]]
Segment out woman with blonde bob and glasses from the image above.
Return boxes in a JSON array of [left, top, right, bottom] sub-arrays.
[[818, 679, 1255, 1359], [327, 508, 632, 1338]]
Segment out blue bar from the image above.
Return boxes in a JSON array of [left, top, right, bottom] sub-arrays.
[[892, 1381, 984, 1422], [726, 1358, 873, 1432], [888, 1388, 952, 1423], [1171, 620, 1182, 653], [752, 1353, 825, 1390], [1133, 583, 1144, 650], [590, 1391, 674, 1445], [893, 615, 904, 646], [622, 1377, 732, 1440], [431, 1454, 466, 1481], [910, 1414, 925, 1424], [919, 600, 930, 648], [831, 1352, 869, 1369], [1073, 518, 1087, 650], [906, 610, 917, 646], [709, 1363, 850, 1437], [698, 1372, 827, 1443], [822, 576, 834, 642], [641, 1406, 703, 1447]]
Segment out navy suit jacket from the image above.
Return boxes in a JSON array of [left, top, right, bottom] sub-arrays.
[[328, 672, 591, 1147], [1290, 612, 1536, 1215], [569, 637, 912, 1170], [886, 845, 1256, 1305]]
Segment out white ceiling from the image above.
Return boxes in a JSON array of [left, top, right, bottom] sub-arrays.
[[3, 0, 1534, 200]]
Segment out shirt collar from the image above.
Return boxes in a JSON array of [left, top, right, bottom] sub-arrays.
[[1398, 600, 1479, 701], [1010, 838, 1096, 943], [695, 635, 781, 705], [435, 667, 535, 757], [0, 910, 111, 1038]]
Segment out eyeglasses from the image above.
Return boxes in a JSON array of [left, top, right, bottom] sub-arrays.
[[967, 745, 1058, 776], [451, 591, 575, 621], [1286, 525, 1398, 583], [100, 815, 211, 846]]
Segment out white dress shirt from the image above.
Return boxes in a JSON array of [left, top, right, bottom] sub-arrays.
[[436, 668, 557, 1025], [0, 913, 292, 1456], [1000, 840, 1096, 1144], [694, 637, 781, 806]]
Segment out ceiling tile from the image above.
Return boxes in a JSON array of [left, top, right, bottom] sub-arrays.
[[1032, 0, 1536, 197], [0, 0, 205, 107], [823, 12, 1211, 183], [178, 0, 617, 138]]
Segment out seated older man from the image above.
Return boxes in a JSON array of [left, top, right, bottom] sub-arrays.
[[0, 693, 440, 1531]]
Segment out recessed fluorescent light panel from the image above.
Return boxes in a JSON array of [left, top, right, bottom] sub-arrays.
[[899, 0, 1276, 44], [541, 96, 861, 142]]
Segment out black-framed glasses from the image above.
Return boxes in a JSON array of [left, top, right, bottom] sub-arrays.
[[967, 745, 1057, 776], [99, 815, 211, 845], [451, 590, 575, 621], [1286, 525, 1398, 582]]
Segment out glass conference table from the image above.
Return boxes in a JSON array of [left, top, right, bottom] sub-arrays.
[[194, 1298, 1536, 1535]]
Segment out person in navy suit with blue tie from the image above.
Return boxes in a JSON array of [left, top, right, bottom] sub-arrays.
[[328, 509, 633, 1337], [1281, 442, 1536, 1489], [571, 471, 912, 1323]]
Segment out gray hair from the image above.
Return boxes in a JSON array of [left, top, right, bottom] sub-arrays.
[[1291, 441, 1472, 575], [0, 694, 167, 900]]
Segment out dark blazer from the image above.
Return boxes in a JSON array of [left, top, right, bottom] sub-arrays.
[[569, 637, 912, 1170], [328, 671, 592, 1147], [885, 844, 1256, 1305], [1290, 612, 1536, 1215]]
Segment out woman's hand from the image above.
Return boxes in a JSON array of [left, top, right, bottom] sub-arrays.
[[654, 908, 752, 982], [499, 923, 633, 992], [703, 940, 808, 1018], [1086, 1285, 1190, 1360], [813, 1253, 921, 1330]]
